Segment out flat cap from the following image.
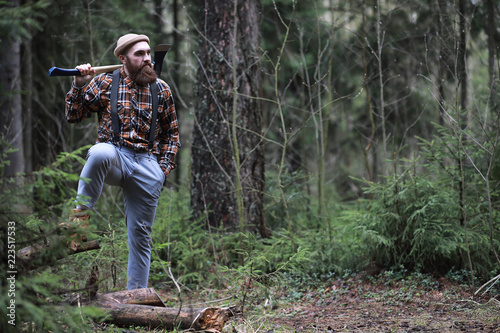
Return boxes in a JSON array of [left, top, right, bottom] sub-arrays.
[[114, 33, 150, 57]]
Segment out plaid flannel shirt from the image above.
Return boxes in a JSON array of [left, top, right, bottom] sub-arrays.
[[65, 68, 180, 177]]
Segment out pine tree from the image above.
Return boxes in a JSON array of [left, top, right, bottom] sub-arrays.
[[191, 0, 267, 236]]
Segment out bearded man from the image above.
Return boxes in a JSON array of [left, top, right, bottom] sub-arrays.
[[65, 33, 180, 290]]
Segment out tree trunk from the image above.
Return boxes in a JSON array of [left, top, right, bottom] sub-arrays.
[[486, 0, 497, 110], [21, 17, 33, 175], [458, 0, 467, 126], [0, 0, 31, 222], [172, 0, 182, 186], [436, 0, 449, 126], [0, 0, 24, 177], [191, 0, 267, 236]]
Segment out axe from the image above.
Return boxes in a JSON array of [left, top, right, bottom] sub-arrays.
[[48, 44, 170, 77]]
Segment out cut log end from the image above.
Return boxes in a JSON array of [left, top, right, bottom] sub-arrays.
[[196, 306, 237, 331]]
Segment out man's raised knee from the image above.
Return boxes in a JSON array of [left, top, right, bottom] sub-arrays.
[[87, 143, 117, 164]]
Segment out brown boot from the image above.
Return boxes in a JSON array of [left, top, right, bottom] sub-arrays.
[[69, 208, 91, 223], [59, 209, 91, 251]]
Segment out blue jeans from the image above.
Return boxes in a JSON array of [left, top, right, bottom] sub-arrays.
[[77, 142, 165, 289]]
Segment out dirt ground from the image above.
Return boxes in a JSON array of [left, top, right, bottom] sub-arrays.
[[228, 275, 500, 332]]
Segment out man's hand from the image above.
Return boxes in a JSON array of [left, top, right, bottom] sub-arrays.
[[74, 63, 95, 87]]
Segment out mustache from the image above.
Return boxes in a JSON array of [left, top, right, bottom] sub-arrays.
[[141, 64, 156, 77], [140, 63, 155, 74]]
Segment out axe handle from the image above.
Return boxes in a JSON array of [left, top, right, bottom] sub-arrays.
[[48, 64, 122, 77]]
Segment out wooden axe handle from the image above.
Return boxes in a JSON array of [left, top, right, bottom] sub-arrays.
[[48, 64, 122, 77], [49, 44, 170, 77]]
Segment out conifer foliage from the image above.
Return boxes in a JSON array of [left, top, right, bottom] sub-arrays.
[[1, 0, 499, 331]]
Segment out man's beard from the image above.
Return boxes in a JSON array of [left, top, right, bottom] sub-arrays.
[[126, 61, 157, 86]]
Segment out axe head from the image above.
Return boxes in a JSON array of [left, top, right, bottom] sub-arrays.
[[153, 44, 170, 77]]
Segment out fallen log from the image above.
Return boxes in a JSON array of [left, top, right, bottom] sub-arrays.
[[18, 240, 100, 260], [97, 288, 166, 307], [94, 301, 235, 331], [17, 239, 100, 270], [80, 289, 237, 330]]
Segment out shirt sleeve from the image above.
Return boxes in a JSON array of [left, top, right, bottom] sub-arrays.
[[65, 76, 105, 123], [157, 83, 180, 178]]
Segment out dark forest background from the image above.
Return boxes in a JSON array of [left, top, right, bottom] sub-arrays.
[[1, 0, 500, 331]]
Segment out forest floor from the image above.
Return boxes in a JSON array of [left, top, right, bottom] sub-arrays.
[[99, 272, 500, 332], [224, 273, 500, 332]]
